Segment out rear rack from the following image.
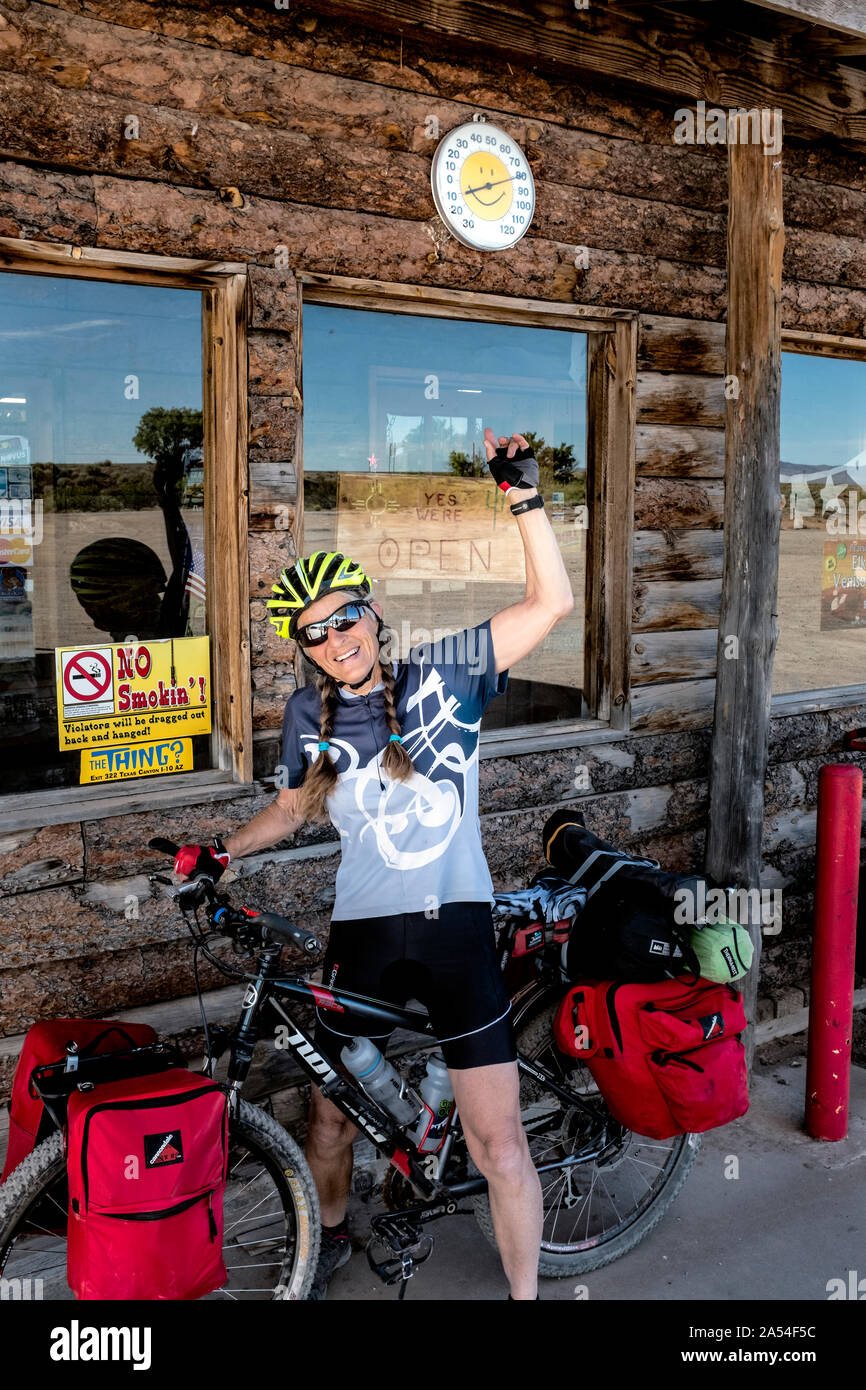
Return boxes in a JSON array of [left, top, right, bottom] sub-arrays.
[[32, 1041, 180, 1102]]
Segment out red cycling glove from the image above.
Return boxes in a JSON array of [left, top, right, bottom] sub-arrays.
[[173, 838, 230, 882]]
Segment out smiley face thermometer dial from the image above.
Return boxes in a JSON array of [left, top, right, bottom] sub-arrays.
[[430, 122, 536, 252]]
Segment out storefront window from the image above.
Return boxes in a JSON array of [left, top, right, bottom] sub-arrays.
[[0, 271, 209, 792], [776, 351, 866, 695], [302, 303, 588, 729]]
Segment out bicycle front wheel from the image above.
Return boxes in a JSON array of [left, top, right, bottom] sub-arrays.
[[0, 1098, 320, 1300], [473, 991, 700, 1276]]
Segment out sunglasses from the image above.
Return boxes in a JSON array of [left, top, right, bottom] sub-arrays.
[[296, 601, 372, 648]]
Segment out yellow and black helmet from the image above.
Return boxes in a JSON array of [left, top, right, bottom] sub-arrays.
[[266, 551, 371, 641]]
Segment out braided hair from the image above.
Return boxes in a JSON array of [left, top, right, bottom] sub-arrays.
[[297, 622, 414, 824]]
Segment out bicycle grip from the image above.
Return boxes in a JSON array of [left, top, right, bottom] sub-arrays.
[[148, 837, 180, 856]]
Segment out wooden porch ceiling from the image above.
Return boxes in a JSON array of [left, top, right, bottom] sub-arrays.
[[302, 0, 866, 143]]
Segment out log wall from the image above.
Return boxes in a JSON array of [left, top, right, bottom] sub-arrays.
[[1, 0, 865, 1085]]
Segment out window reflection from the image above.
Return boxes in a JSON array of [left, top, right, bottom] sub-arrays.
[[302, 304, 588, 728], [777, 352, 866, 695], [0, 272, 208, 792]]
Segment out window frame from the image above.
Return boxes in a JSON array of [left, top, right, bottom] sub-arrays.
[[296, 273, 637, 754], [0, 237, 252, 832], [773, 328, 866, 714]]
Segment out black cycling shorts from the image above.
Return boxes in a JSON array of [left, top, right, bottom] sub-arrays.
[[312, 901, 517, 1071]]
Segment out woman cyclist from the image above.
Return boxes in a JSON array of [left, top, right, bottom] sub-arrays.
[[172, 429, 573, 1300]]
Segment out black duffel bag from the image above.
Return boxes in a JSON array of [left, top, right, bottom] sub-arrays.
[[541, 808, 709, 983]]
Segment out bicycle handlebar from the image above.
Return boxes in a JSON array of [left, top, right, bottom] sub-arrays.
[[147, 838, 323, 956]]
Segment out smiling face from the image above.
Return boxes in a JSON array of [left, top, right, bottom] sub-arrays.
[[297, 589, 384, 690], [460, 150, 513, 221]]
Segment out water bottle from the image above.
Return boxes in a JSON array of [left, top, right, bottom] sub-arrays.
[[340, 1037, 423, 1126], [408, 1053, 455, 1154]]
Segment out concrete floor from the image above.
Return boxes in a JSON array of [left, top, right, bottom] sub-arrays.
[[325, 1037, 866, 1302]]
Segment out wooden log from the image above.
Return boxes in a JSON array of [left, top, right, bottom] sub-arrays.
[[633, 528, 725, 580], [252, 666, 297, 732], [637, 315, 726, 374], [249, 458, 298, 509], [631, 629, 719, 683], [248, 330, 298, 396], [249, 531, 295, 596], [630, 678, 717, 731], [785, 175, 866, 243], [250, 500, 297, 533], [0, 158, 95, 243], [705, 138, 784, 1073], [636, 372, 726, 427], [781, 279, 866, 336], [248, 267, 300, 333], [635, 424, 726, 477], [634, 477, 725, 528], [632, 579, 722, 630], [249, 398, 299, 460]]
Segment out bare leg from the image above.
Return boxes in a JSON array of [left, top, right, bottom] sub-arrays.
[[305, 1084, 358, 1226], [450, 1060, 542, 1300]]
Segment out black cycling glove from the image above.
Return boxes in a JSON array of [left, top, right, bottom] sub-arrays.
[[487, 443, 539, 494]]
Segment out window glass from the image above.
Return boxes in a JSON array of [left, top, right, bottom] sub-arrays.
[[302, 303, 588, 729], [777, 352, 866, 695], [0, 271, 208, 792]]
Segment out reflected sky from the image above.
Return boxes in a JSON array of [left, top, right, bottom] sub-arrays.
[[781, 352, 866, 472], [0, 271, 202, 465], [303, 303, 588, 476]]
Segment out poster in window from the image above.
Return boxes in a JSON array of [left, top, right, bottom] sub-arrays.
[[821, 539, 866, 630], [54, 635, 211, 752], [336, 474, 525, 584]]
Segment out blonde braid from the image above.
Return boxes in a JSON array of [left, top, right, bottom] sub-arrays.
[[379, 628, 414, 781], [297, 673, 340, 823]]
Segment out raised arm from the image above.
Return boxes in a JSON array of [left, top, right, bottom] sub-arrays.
[[485, 429, 574, 674]]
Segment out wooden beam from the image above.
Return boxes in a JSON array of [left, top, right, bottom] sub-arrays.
[[584, 323, 637, 727], [204, 271, 253, 782], [745, 0, 866, 40], [705, 139, 784, 1073], [305, 0, 866, 146]]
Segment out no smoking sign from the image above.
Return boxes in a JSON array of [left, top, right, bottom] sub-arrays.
[[60, 647, 115, 718]]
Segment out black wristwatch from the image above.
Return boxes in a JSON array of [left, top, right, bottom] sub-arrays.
[[510, 494, 545, 517]]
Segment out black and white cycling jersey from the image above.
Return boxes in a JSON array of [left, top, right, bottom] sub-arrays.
[[280, 620, 507, 922]]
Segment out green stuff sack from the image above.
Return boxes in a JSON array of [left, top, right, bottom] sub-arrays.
[[689, 916, 754, 983]]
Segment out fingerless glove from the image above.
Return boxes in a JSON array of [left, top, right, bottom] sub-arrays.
[[487, 444, 539, 494], [173, 838, 230, 882]]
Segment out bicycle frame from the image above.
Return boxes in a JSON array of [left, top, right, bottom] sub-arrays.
[[214, 943, 612, 1210]]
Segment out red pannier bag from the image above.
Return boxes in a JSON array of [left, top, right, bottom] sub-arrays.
[[2, 1019, 157, 1183], [66, 1068, 228, 1301], [553, 976, 749, 1140]]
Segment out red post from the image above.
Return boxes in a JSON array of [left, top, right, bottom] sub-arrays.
[[805, 763, 862, 1141]]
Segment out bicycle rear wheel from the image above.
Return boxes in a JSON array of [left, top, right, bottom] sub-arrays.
[[473, 991, 700, 1276], [0, 1099, 320, 1300]]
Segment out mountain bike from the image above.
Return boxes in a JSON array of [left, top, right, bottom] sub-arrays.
[[0, 843, 700, 1299]]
